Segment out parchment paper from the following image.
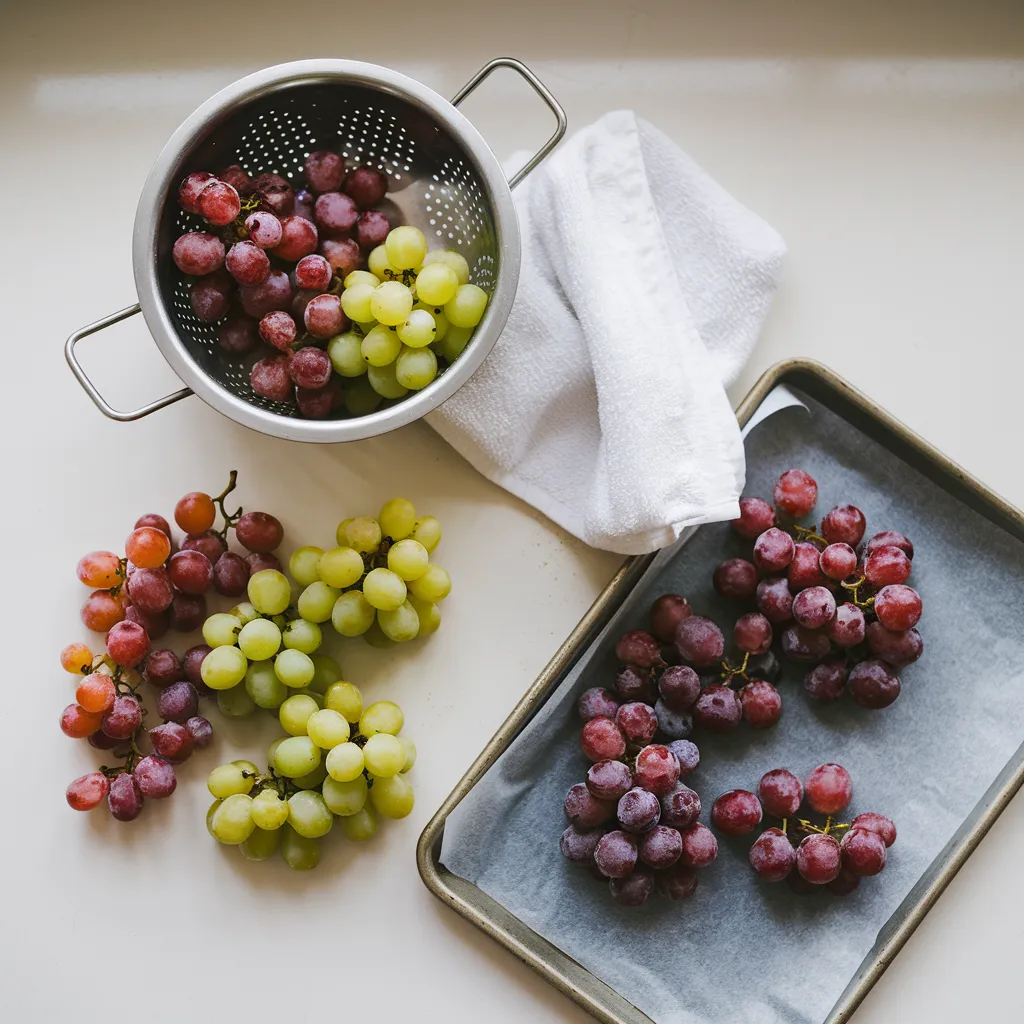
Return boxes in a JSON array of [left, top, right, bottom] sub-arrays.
[[441, 388, 1024, 1024]]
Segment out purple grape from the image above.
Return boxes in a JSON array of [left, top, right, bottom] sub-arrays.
[[593, 830, 638, 878], [749, 648, 782, 683], [796, 833, 841, 884], [739, 679, 782, 728], [190, 276, 232, 322], [758, 769, 803, 817], [615, 630, 663, 669], [101, 696, 142, 739], [655, 864, 698, 901], [314, 191, 359, 236], [792, 586, 837, 629], [749, 827, 795, 881], [182, 530, 227, 563], [692, 685, 742, 733], [614, 665, 656, 704], [731, 497, 775, 539], [851, 812, 897, 847], [296, 381, 342, 420], [143, 649, 182, 688], [609, 868, 655, 907], [734, 612, 772, 655], [615, 702, 658, 744], [617, 787, 661, 833], [149, 722, 194, 764], [250, 355, 292, 402], [650, 593, 692, 643], [679, 823, 718, 868], [674, 616, 725, 668], [305, 150, 345, 193], [564, 783, 615, 829], [866, 622, 923, 668], [293, 188, 315, 221], [586, 760, 633, 801], [235, 511, 284, 553], [88, 730, 123, 751], [638, 825, 682, 869], [345, 167, 388, 209], [225, 240, 271, 286], [157, 680, 199, 724], [804, 659, 848, 702], [168, 592, 206, 633], [654, 699, 692, 740], [827, 868, 862, 896], [659, 783, 701, 829], [753, 527, 795, 573], [172, 232, 224, 276], [657, 665, 700, 712], [821, 504, 866, 546], [667, 739, 699, 776], [182, 644, 211, 686], [848, 658, 901, 709], [239, 269, 293, 319], [711, 790, 762, 836], [212, 552, 249, 597], [108, 773, 143, 821], [560, 825, 604, 864], [245, 211, 283, 249], [246, 552, 281, 576], [756, 576, 794, 624], [167, 549, 213, 596], [828, 603, 866, 647], [320, 238, 361, 277], [780, 624, 831, 663], [840, 828, 887, 876], [133, 756, 177, 799], [185, 715, 214, 749], [577, 687, 619, 721], [252, 173, 294, 217], [126, 567, 174, 614], [713, 558, 759, 600]]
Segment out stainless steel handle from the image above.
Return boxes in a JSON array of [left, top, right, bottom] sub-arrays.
[[452, 57, 567, 189], [65, 304, 193, 422]]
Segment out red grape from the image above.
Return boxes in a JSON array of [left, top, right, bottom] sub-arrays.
[[76, 674, 116, 714], [190, 275, 232, 322], [655, 863, 698, 901], [650, 593, 692, 643], [819, 543, 857, 581], [611, 871, 656, 909], [108, 773, 144, 822], [866, 530, 914, 561], [780, 624, 830, 662], [759, 768, 803, 818], [294, 188, 315, 221], [804, 763, 852, 815], [840, 827, 887, 876], [638, 825, 682, 869], [157, 680, 200, 724], [178, 171, 215, 213], [168, 592, 207, 633], [186, 716, 214, 748], [667, 739, 700, 777], [296, 380, 342, 419], [274, 216, 318, 261], [828, 602, 866, 647], [344, 166, 387, 208], [143, 649, 182, 688], [314, 191, 359, 236], [874, 584, 922, 631], [182, 645, 211, 686], [149, 721, 194, 763], [692, 685, 742, 733], [133, 756, 177, 799], [739, 679, 782, 728], [796, 833, 841, 884], [773, 469, 817, 518], [291, 289, 318, 324], [821, 504, 866, 546], [81, 590, 126, 632], [617, 787, 661, 833], [732, 496, 775, 539], [356, 209, 390, 250], [658, 665, 700, 711], [60, 703, 103, 738], [792, 586, 836, 629], [734, 612, 772, 654], [634, 745, 680, 795], [66, 772, 110, 811], [294, 254, 333, 292], [804, 659, 847, 701], [251, 355, 293, 402], [753, 527, 795, 573], [750, 827, 796, 881], [659, 783, 701, 829], [212, 552, 248, 597], [678, 822, 717, 868], [168, 549, 213, 595], [615, 630, 663, 668], [581, 717, 626, 762], [134, 513, 171, 537], [577, 688, 619, 721], [586, 759, 633, 801], [106, 621, 149, 668], [181, 529, 225, 562], [865, 622, 922, 668], [289, 347, 332, 390], [593, 830, 638, 878], [173, 232, 225, 276], [124, 603, 168, 640], [259, 310, 298, 351], [675, 616, 724, 668], [788, 541, 831, 591], [848, 658, 901, 709], [614, 666, 656, 704], [245, 211, 283, 249], [220, 164, 251, 195], [560, 825, 604, 864], [198, 180, 240, 225], [864, 545, 912, 587], [125, 567, 174, 614], [225, 240, 271, 286], [827, 868, 862, 896], [615, 702, 657, 745], [713, 558, 758, 600], [851, 812, 897, 847], [240, 269, 293, 318], [305, 150, 345, 193], [102, 695, 143, 740], [252, 173, 294, 216], [320, 237, 362, 277], [564, 783, 615, 829], [756, 576, 794, 624], [711, 790, 762, 836], [235, 511, 283, 553], [303, 293, 346, 339], [246, 552, 281, 575]]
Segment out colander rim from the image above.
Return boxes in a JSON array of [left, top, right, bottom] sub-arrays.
[[132, 58, 521, 443]]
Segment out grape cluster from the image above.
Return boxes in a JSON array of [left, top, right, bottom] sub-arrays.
[[173, 152, 486, 419], [563, 677, 716, 906], [724, 468, 923, 709], [206, 686, 414, 870], [710, 764, 896, 896]]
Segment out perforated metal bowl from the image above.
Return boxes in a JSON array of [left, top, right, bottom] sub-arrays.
[[66, 58, 565, 442]]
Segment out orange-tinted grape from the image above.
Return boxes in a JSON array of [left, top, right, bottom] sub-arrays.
[[125, 527, 171, 569], [174, 492, 216, 534], [60, 703, 103, 738], [76, 674, 116, 714], [77, 551, 122, 588], [81, 591, 126, 632], [60, 642, 93, 675], [66, 773, 110, 811]]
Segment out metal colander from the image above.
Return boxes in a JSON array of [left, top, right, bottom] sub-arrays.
[[66, 58, 565, 443]]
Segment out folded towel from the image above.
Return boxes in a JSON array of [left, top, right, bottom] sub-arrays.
[[426, 110, 786, 554]]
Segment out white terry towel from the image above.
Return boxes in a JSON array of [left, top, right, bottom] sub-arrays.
[[426, 110, 786, 555]]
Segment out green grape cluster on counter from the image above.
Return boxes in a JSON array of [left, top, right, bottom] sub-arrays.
[[206, 683, 415, 870]]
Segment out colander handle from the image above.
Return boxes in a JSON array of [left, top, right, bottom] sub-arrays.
[[65, 304, 193, 422], [452, 58, 567, 189]]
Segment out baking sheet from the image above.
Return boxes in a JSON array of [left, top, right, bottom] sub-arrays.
[[440, 387, 1024, 1024]]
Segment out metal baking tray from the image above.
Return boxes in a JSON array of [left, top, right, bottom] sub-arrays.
[[417, 358, 1024, 1024]]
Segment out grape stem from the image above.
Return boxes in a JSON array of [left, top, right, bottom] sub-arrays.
[[99, 726, 146, 777], [791, 523, 828, 548], [213, 470, 244, 541], [839, 573, 876, 609], [106, 557, 129, 598], [718, 651, 751, 687]]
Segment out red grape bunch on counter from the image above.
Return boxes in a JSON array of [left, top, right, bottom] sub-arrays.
[[711, 764, 896, 896]]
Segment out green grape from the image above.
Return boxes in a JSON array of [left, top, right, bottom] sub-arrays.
[[368, 244, 401, 280], [294, 688, 325, 708], [409, 516, 441, 553], [414, 261, 459, 306], [267, 736, 286, 766], [272, 735, 321, 778], [325, 742, 365, 782], [280, 824, 321, 870], [210, 794, 255, 845], [283, 618, 322, 655], [208, 762, 254, 799], [279, 693, 319, 736], [201, 645, 248, 690], [385, 225, 428, 271], [322, 775, 368, 817], [344, 270, 380, 290], [251, 788, 290, 830], [327, 331, 368, 378], [370, 281, 414, 326], [240, 825, 280, 861], [378, 497, 416, 540], [271, 614, 288, 630], [413, 301, 449, 340], [340, 282, 376, 322], [369, 774, 415, 819], [202, 612, 242, 649], [377, 601, 419, 642], [206, 799, 221, 838], [445, 284, 488, 328], [274, 648, 315, 688], [408, 564, 452, 603], [366, 361, 409, 400], [338, 805, 377, 841], [237, 617, 282, 661], [345, 516, 382, 554], [362, 619, 395, 648], [308, 654, 342, 694], [332, 591, 376, 636], [336, 518, 354, 546], [361, 324, 402, 367], [422, 248, 470, 284], [297, 581, 340, 624], [363, 733, 406, 777], [229, 601, 260, 625], [434, 324, 473, 363], [233, 759, 260, 776], [408, 594, 441, 636], [387, 538, 428, 580], [287, 790, 334, 839], [360, 700, 405, 737], [245, 660, 288, 709], [306, 708, 350, 749], [292, 762, 329, 790], [324, 681, 363, 723], [362, 568, 407, 611], [396, 308, 437, 348], [217, 685, 256, 718], [318, 546, 364, 588], [343, 375, 383, 416], [288, 546, 324, 587], [248, 569, 291, 616], [395, 346, 438, 390], [399, 735, 417, 772]]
